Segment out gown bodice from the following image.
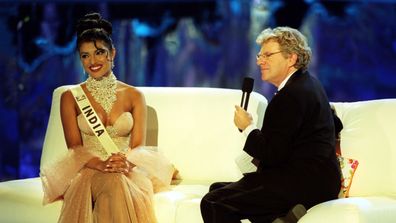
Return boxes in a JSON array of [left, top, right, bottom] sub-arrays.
[[77, 112, 134, 159]]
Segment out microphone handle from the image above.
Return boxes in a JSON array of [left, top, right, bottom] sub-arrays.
[[240, 92, 246, 107], [239, 92, 251, 132], [244, 92, 251, 110], [238, 92, 247, 132]]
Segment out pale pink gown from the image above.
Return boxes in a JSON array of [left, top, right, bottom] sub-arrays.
[[41, 112, 175, 223]]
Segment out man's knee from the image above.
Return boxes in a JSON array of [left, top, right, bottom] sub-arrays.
[[209, 182, 231, 191], [201, 189, 224, 216], [200, 192, 214, 222], [201, 192, 241, 223], [201, 192, 214, 209]]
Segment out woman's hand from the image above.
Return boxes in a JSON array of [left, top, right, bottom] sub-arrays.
[[104, 152, 136, 174]]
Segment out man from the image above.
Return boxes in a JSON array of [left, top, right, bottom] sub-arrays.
[[200, 27, 341, 223]]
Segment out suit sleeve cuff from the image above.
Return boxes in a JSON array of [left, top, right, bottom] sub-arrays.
[[243, 123, 257, 137]]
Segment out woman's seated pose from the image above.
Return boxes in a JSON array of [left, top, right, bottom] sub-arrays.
[[40, 12, 174, 223]]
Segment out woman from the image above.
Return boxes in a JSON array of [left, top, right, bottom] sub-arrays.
[[40, 12, 174, 223]]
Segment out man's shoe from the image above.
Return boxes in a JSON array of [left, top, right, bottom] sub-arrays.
[[271, 204, 307, 223]]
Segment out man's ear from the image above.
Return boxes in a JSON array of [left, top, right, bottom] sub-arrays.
[[288, 53, 298, 67]]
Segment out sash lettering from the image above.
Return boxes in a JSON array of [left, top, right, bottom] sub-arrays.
[[71, 85, 119, 155], [82, 105, 104, 137]]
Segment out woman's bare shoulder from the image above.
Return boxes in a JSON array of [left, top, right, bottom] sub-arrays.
[[60, 89, 74, 102], [60, 89, 78, 114], [117, 81, 144, 99]]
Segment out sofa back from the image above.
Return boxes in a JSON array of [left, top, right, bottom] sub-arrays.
[[40, 86, 268, 184], [332, 99, 396, 197]]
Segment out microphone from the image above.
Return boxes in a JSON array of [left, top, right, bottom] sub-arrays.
[[239, 77, 254, 132]]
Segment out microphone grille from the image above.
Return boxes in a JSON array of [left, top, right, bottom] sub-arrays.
[[242, 77, 254, 93]]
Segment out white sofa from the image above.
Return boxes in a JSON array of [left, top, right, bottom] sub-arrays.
[[0, 86, 395, 223], [299, 99, 396, 223]]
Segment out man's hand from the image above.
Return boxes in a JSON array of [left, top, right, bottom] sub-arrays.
[[234, 105, 253, 131]]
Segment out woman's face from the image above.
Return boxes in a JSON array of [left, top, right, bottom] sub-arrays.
[[79, 40, 115, 79]]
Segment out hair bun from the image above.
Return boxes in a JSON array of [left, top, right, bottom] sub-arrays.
[[76, 12, 112, 36]]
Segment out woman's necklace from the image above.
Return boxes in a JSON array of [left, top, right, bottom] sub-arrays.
[[85, 72, 117, 114]]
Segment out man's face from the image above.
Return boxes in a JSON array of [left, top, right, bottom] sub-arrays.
[[256, 40, 293, 87]]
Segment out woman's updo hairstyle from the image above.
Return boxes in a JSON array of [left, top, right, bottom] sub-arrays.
[[76, 12, 114, 51]]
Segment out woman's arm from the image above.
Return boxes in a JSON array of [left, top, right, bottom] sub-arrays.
[[60, 90, 83, 148], [60, 90, 107, 171]]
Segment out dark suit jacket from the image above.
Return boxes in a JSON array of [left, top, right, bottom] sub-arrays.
[[243, 70, 341, 207]]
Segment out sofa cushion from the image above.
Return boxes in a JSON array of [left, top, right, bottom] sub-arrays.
[[154, 184, 208, 223], [332, 99, 396, 197], [139, 87, 267, 184], [299, 197, 396, 223], [0, 178, 61, 223]]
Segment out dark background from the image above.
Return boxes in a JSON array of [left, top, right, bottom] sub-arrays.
[[1, 0, 395, 181]]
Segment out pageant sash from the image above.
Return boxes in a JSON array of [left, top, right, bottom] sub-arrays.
[[70, 85, 120, 155]]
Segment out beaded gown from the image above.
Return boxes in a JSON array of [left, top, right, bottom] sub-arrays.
[[41, 112, 175, 223]]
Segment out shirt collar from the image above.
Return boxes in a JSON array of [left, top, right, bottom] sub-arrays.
[[278, 70, 297, 91]]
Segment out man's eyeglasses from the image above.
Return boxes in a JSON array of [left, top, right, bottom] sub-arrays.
[[256, 51, 282, 60]]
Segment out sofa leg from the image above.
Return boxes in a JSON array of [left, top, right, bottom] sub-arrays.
[[271, 204, 307, 223]]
